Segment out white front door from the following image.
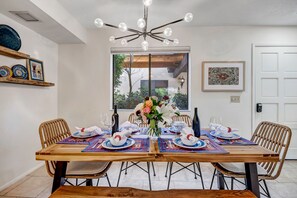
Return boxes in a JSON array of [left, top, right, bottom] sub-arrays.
[[253, 45, 297, 159]]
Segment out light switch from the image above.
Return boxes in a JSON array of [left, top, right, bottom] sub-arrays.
[[230, 96, 240, 103]]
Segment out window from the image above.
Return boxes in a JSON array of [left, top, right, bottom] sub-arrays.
[[112, 51, 189, 110]]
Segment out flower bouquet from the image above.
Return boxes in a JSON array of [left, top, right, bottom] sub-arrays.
[[134, 95, 180, 137]]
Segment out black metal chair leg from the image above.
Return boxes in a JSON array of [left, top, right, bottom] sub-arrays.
[[117, 162, 125, 187], [165, 162, 169, 177], [106, 174, 111, 187], [167, 162, 173, 190], [263, 180, 271, 198], [125, 162, 128, 175], [151, 162, 156, 176], [86, 179, 93, 186], [96, 178, 100, 186], [76, 178, 78, 186], [147, 162, 152, 191], [196, 163, 205, 189], [222, 175, 229, 190], [193, 163, 197, 179], [231, 177, 234, 190], [210, 168, 216, 189]]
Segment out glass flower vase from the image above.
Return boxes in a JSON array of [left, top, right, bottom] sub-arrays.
[[147, 119, 161, 142]]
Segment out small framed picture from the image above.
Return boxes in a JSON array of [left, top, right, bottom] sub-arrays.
[[202, 61, 245, 91], [27, 58, 44, 81]]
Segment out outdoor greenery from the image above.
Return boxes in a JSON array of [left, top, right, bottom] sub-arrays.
[[172, 93, 188, 110], [113, 54, 125, 88], [113, 54, 189, 110]]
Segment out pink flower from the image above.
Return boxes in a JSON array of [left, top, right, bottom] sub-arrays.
[[143, 106, 151, 114]]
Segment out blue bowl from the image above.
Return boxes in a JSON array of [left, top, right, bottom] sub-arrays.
[[0, 24, 21, 51]]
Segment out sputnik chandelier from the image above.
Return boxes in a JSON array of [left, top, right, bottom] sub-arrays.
[[94, 0, 193, 51]]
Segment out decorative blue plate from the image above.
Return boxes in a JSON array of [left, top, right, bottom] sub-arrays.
[[12, 64, 28, 79], [210, 131, 241, 140], [172, 137, 207, 149], [0, 66, 12, 77], [0, 25, 21, 51], [102, 138, 135, 150], [71, 131, 99, 139]]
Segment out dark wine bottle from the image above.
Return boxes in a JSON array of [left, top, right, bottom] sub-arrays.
[[112, 105, 119, 136], [192, 107, 201, 138]]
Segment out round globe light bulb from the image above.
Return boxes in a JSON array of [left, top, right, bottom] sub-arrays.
[[137, 18, 146, 29], [141, 40, 149, 48], [109, 36, 115, 43], [184, 13, 193, 22], [121, 39, 128, 46], [173, 38, 179, 45], [163, 27, 173, 37], [143, 0, 152, 7], [94, 18, 104, 28], [142, 45, 148, 51], [118, 22, 127, 32], [163, 39, 170, 46]]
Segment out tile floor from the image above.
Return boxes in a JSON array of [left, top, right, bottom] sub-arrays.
[[1, 160, 297, 198]]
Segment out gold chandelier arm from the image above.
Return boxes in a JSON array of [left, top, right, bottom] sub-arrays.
[[104, 23, 142, 34], [143, 6, 148, 39], [149, 33, 174, 42], [127, 34, 142, 42], [115, 33, 139, 40], [149, 18, 184, 33]]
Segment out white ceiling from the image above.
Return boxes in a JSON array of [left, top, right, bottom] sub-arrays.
[[58, 0, 297, 29], [0, 0, 297, 44], [0, 0, 85, 44]]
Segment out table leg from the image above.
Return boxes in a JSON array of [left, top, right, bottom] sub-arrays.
[[216, 170, 225, 190], [51, 161, 67, 193], [245, 162, 260, 198]]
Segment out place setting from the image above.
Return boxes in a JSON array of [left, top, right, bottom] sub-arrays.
[[158, 126, 228, 154], [203, 118, 257, 145], [57, 126, 106, 145], [83, 128, 150, 152]]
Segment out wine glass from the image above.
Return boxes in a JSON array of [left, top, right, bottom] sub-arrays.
[[100, 113, 115, 135]]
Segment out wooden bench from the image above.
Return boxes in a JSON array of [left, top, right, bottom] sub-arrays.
[[50, 186, 256, 198]]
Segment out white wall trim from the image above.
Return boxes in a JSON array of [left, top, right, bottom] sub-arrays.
[[0, 162, 44, 191]]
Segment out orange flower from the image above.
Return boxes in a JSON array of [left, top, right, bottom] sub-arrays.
[[145, 99, 153, 108]]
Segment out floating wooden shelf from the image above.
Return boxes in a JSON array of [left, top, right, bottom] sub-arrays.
[[0, 77, 55, 87], [0, 46, 30, 59]]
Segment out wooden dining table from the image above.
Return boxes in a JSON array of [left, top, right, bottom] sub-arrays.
[[35, 135, 279, 198]]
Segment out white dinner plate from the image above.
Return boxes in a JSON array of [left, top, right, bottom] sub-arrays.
[[71, 131, 99, 139], [102, 138, 135, 150], [172, 137, 207, 149], [210, 131, 241, 140]]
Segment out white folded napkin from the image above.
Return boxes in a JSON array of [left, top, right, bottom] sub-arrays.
[[75, 126, 103, 135], [110, 129, 132, 146], [120, 121, 138, 129], [181, 127, 199, 144], [209, 123, 238, 133]]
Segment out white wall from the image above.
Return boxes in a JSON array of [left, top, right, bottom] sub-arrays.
[[58, 26, 297, 140], [0, 14, 58, 189]]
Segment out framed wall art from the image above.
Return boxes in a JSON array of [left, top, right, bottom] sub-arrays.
[[27, 58, 44, 81], [202, 61, 245, 91]]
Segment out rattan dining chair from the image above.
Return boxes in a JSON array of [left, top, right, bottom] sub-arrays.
[[39, 118, 112, 187], [128, 113, 136, 124], [117, 114, 156, 190], [165, 114, 205, 190], [210, 121, 292, 197]]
